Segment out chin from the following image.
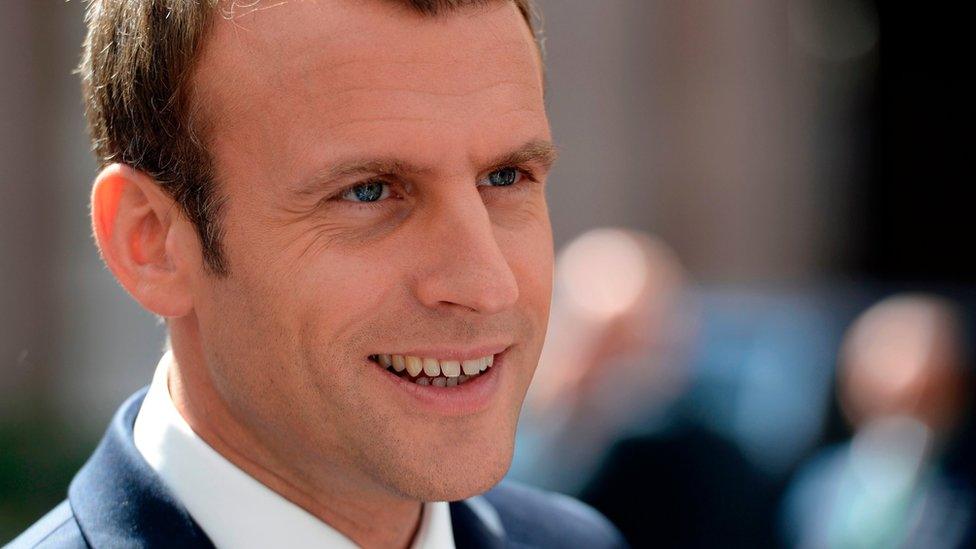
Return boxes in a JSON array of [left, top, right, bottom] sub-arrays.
[[386, 437, 515, 502]]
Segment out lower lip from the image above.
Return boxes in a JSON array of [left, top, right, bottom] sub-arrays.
[[373, 349, 507, 416]]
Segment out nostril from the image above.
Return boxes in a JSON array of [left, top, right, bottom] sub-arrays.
[[422, 267, 519, 315]]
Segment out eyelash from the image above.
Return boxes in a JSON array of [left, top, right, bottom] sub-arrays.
[[328, 166, 539, 211]]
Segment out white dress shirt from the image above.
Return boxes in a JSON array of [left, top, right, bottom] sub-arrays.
[[133, 351, 456, 549]]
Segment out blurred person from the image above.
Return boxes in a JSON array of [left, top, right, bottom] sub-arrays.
[[512, 228, 692, 492], [511, 228, 778, 547], [8, 1, 627, 548], [781, 294, 975, 549]]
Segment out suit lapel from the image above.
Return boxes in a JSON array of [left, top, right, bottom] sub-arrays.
[[68, 389, 214, 548], [450, 496, 507, 549], [68, 388, 513, 549]]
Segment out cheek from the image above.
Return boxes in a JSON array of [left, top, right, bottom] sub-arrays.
[[200, 252, 395, 444], [499, 203, 554, 313], [225, 211, 391, 339], [497, 206, 554, 365], [287, 248, 405, 381]]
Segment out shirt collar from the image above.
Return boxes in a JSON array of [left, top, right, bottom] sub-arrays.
[[133, 351, 455, 549]]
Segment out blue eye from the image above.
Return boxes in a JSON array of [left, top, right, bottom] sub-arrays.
[[341, 181, 390, 202], [482, 167, 521, 187]]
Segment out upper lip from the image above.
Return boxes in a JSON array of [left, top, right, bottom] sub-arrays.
[[374, 343, 510, 362]]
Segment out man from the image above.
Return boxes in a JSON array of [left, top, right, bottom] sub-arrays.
[[8, 0, 626, 547], [782, 294, 975, 548]]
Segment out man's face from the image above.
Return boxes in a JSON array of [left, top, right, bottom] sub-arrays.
[[187, 0, 553, 501]]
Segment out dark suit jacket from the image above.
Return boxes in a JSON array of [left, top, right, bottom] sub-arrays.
[[8, 389, 626, 548]]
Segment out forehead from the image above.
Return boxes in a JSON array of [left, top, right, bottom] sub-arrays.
[[194, 0, 546, 170]]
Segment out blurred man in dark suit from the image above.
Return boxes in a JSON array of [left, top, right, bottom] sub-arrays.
[[513, 228, 777, 547], [782, 294, 975, 549]]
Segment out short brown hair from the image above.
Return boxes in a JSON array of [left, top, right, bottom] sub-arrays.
[[80, 0, 539, 275]]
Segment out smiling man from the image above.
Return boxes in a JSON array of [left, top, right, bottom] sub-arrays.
[[9, 1, 626, 548]]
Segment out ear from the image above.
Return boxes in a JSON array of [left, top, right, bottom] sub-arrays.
[[91, 163, 201, 317]]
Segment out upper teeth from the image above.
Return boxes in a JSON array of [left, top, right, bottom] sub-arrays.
[[378, 354, 493, 378]]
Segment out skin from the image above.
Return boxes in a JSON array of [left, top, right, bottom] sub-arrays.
[[839, 296, 968, 434], [90, 1, 554, 547]]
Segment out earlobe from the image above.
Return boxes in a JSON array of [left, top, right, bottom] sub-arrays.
[[91, 163, 197, 318]]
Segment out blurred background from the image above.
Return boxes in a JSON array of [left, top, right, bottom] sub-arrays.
[[1, 0, 972, 546]]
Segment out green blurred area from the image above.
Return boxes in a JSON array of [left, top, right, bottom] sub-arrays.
[[0, 413, 93, 545]]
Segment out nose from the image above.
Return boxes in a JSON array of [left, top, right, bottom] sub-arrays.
[[413, 190, 520, 315]]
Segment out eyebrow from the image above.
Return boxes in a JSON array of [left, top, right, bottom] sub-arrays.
[[485, 138, 559, 174], [292, 138, 558, 197]]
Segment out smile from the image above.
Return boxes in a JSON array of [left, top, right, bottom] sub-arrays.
[[368, 354, 494, 387]]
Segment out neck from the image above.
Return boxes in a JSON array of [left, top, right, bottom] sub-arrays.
[[166, 321, 424, 549]]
